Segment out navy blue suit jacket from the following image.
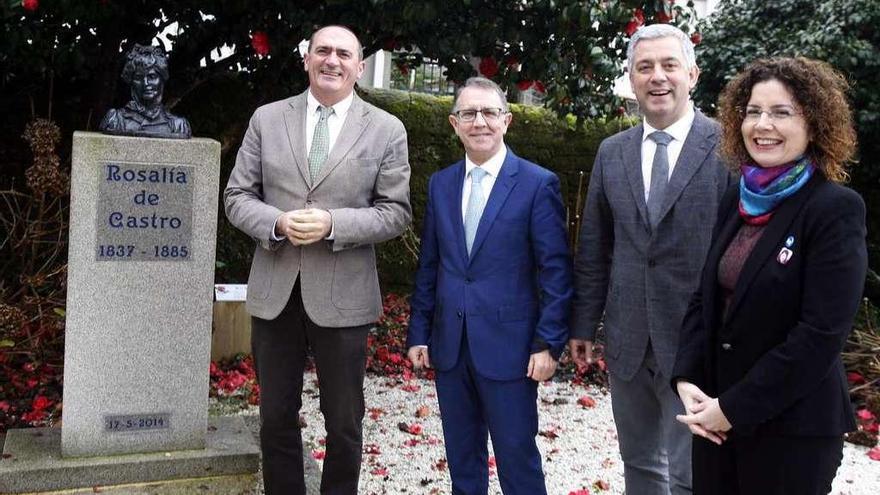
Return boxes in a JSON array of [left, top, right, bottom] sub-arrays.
[[408, 149, 572, 381]]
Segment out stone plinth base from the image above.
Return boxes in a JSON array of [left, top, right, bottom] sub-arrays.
[[0, 416, 258, 494]]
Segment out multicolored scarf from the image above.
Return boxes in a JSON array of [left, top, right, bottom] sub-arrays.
[[739, 156, 815, 225]]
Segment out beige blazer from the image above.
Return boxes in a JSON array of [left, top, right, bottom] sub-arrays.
[[224, 90, 411, 327]]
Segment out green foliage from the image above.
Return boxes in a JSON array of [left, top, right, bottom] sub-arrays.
[[364, 88, 636, 291], [692, 0, 880, 297], [212, 87, 635, 290]]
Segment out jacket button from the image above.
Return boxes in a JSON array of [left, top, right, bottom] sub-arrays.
[[648, 259, 656, 267], [465, 278, 472, 284], [721, 343, 732, 351], [456, 311, 463, 318]]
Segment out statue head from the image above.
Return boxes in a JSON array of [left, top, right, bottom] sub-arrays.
[[121, 44, 170, 106]]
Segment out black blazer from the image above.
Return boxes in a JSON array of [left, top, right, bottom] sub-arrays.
[[673, 174, 867, 437]]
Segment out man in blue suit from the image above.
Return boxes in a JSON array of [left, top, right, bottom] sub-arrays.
[[407, 77, 572, 495]]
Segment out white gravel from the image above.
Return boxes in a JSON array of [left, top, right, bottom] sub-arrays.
[[235, 371, 880, 494]]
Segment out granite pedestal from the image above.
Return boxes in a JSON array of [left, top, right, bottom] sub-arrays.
[[0, 132, 259, 493]]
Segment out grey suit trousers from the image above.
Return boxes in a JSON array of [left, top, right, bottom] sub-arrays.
[[609, 343, 692, 495]]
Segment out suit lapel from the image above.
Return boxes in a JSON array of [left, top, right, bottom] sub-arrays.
[[657, 111, 716, 223], [622, 124, 650, 231], [468, 150, 518, 263], [313, 95, 370, 188], [725, 175, 822, 321], [705, 198, 742, 325], [282, 91, 310, 184], [447, 160, 469, 262]]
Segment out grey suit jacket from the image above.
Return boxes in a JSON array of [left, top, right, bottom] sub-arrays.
[[224, 90, 411, 327], [571, 110, 732, 380]]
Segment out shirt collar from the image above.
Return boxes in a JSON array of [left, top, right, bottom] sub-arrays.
[[642, 104, 695, 144], [307, 90, 354, 119], [465, 146, 507, 180]]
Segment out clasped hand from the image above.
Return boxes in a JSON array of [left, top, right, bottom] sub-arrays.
[[276, 208, 332, 246], [675, 381, 732, 445]]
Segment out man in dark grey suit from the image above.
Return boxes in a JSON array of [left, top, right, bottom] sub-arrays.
[[570, 24, 731, 495], [224, 25, 411, 495]]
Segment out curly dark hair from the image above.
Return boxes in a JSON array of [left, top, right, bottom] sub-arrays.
[[120, 44, 170, 85], [717, 57, 857, 182]]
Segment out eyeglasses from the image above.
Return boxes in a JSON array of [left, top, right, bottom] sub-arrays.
[[451, 107, 507, 122], [741, 106, 801, 123]]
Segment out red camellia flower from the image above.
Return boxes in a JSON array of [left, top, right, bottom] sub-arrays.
[[407, 423, 423, 435], [857, 409, 876, 422], [533, 80, 546, 93], [624, 21, 640, 37], [312, 450, 326, 460], [22, 0, 38, 12], [847, 372, 866, 384], [624, 8, 646, 36], [656, 9, 673, 23], [690, 32, 703, 46], [517, 80, 534, 92], [250, 31, 270, 57], [633, 8, 645, 24], [32, 395, 52, 411], [479, 57, 499, 78]]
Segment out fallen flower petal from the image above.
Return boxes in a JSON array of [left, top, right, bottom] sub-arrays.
[[857, 409, 876, 422], [401, 382, 421, 392], [578, 396, 596, 408], [868, 447, 880, 461], [593, 479, 610, 490]]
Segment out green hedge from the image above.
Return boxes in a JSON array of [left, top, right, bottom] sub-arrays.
[[360, 88, 635, 291], [215, 87, 636, 291]]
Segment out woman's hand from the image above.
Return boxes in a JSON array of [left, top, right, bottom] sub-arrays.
[[676, 381, 730, 445]]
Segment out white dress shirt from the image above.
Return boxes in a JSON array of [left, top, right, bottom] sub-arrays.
[[306, 90, 354, 154], [461, 146, 507, 222], [640, 106, 695, 202]]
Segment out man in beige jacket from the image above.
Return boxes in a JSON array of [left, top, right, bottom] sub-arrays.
[[224, 25, 411, 495]]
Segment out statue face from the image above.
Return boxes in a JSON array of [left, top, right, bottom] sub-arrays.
[[132, 67, 164, 105]]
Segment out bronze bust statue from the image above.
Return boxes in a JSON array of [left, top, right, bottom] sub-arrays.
[[99, 44, 192, 139]]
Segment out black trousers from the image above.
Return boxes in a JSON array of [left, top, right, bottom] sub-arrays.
[[251, 282, 370, 495], [693, 434, 844, 495]]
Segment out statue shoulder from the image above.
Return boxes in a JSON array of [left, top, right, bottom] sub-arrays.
[[167, 113, 192, 138], [99, 108, 125, 131]]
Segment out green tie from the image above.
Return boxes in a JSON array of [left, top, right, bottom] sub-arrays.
[[309, 105, 333, 183]]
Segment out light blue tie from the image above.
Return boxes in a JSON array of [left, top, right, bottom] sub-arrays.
[[464, 167, 488, 255]]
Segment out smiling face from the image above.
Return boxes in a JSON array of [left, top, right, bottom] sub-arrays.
[[304, 26, 365, 106], [131, 67, 164, 105], [629, 36, 699, 129], [741, 79, 811, 168], [449, 86, 512, 164]]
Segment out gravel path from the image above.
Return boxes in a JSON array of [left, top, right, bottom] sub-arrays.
[[233, 371, 880, 494]]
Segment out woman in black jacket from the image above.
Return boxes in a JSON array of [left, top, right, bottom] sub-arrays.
[[672, 57, 867, 494]]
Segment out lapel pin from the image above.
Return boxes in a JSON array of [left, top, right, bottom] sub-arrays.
[[785, 235, 795, 248], [777, 247, 793, 265]]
